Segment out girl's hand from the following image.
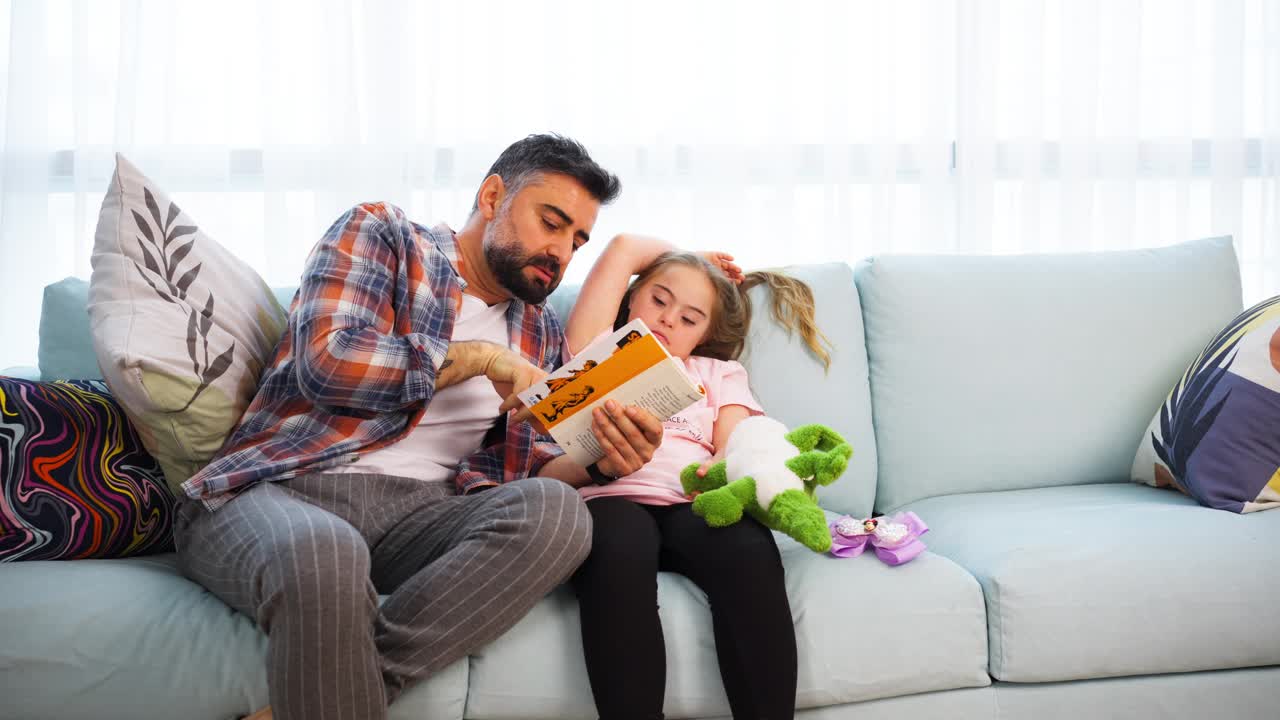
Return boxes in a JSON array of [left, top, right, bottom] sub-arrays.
[[685, 456, 723, 498], [700, 251, 744, 284]]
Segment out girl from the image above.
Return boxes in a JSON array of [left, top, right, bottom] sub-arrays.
[[560, 233, 830, 720]]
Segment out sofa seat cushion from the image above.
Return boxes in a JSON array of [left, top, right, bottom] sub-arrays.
[[908, 483, 1280, 683], [0, 555, 467, 720], [465, 530, 990, 720]]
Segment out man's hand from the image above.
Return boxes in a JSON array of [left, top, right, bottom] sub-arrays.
[[591, 400, 664, 478], [490, 349, 548, 415], [437, 342, 546, 428], [489, 348, 549, 428]]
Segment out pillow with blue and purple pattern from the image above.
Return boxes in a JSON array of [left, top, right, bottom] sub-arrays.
[[1131, 295, 1280, 512], [1, 377, 176, 560]]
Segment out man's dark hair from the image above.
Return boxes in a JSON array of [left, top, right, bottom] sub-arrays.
[[472, 133, 621, 212]]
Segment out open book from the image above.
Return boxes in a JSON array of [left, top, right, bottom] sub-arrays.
[[518, 319, 706, 466]]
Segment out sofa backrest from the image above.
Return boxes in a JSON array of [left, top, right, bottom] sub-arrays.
[[36, 265, 880, 517], [34, 279, 298, 382], [38, 278, 100, 381], [855, 236, 1243, 513]]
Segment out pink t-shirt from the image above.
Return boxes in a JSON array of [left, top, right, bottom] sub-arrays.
[[579, 353, 764, 506]]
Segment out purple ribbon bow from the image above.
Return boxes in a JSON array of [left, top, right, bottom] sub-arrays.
[[828, 512, 929, 566]]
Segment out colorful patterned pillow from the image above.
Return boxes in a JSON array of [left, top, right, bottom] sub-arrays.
[[88, 154, 288, 496], [1131, 295, 1280, 512], [0, 378, 176, 561]]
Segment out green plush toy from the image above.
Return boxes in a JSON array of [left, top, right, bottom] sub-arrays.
[[680, 416, 853, 552]]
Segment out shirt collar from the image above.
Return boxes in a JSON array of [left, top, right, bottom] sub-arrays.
[[421, 222, 543, 319]]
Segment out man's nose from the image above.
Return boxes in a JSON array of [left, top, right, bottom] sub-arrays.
[[546, 236, 573, 266]]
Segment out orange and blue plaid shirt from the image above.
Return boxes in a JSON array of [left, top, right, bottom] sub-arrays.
[[182, 202, 566, 511]]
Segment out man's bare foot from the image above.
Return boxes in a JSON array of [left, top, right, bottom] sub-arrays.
[[242, 707, 272, 720]]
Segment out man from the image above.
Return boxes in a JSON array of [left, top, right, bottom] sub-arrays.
[[175, 135, 663, 720]]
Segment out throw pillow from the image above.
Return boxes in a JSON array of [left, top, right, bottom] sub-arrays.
[[1131, 295, 1280, 512], [88, 154, 288, 496], [0, 378, 175, 561]]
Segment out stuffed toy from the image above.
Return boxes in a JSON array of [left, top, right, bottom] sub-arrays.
[[828, 512, 929, 565], [680, 416, 853, 552]]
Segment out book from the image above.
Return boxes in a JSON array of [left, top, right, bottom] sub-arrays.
[[518, 319, 706, 466]]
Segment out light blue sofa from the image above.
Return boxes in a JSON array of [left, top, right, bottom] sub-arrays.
[[3, 236, 1277, 719]]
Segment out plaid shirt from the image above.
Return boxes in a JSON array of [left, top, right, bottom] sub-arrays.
[[181, 202, 566, 511]]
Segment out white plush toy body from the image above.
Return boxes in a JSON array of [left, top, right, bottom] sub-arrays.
[[681, 416, 853, 552], [724, 416, 803, 510]]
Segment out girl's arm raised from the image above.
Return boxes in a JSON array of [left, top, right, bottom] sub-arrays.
[[565, 233, 676, 356]]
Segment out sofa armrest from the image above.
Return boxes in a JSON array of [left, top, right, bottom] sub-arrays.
[[1, 366, 41, 381]]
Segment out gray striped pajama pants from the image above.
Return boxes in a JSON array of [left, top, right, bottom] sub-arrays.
[[173, 473, 592, 720]]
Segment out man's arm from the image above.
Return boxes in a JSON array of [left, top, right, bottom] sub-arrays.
[[436, 340, 540, 393], [292, 204, 544, 413], [536, 455, 594, 488], [292, 204, 450, 412]]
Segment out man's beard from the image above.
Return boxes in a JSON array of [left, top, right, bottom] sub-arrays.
[[483, 211, 561, 305]]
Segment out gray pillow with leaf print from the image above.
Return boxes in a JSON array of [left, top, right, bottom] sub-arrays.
[[88, 154, 287, 497]]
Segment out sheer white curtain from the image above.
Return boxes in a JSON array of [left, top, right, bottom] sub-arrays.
[[1, 0, 1277, 369]]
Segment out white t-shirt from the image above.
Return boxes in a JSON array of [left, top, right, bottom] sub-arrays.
[[329, 293, 511, 482]]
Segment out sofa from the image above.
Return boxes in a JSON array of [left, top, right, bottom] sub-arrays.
[[3, 235, 1277, 720]]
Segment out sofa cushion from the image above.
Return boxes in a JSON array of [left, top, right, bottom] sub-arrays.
[[0, 366, 42, 381], [855, 237, 1243, 512], [273, 286, 298, 312], [0, 555, 468, 720], [990, 666, 1280, 720], [88, 154, 289, 495], [737, 263, 877, 518], [38, 278, 100, 380], [31, 278, 298, 385], [907, 483, 1280, 682], [549, 262, 878, 518], [0, 378, 175, 561], [464, 529, 989, 719], [1132, 294, 1280, 513]]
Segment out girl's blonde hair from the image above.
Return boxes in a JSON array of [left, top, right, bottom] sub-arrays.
[[613, 252, 832, 370]]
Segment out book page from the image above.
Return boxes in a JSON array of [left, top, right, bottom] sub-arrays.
[[550, 359, 705, 466], [518, 317, 703, 465]]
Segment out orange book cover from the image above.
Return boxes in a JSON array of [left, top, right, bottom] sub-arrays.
[[517, 319, 705, 465]]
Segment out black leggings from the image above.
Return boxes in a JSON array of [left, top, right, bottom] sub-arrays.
[[570, 497, 797, 720]]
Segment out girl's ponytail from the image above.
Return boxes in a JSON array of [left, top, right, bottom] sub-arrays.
[[739, 271, 832, 371]]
